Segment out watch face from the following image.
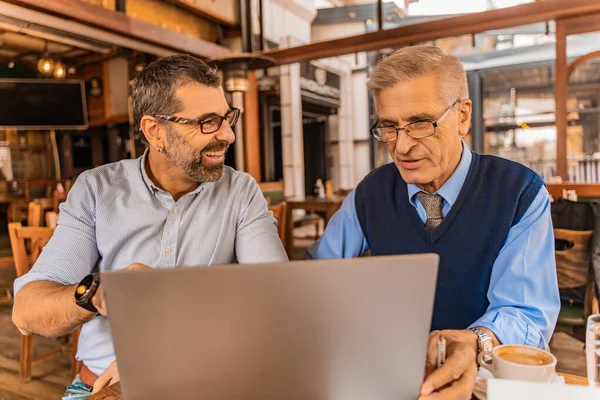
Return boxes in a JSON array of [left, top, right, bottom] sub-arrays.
[[75, 274, 95, 301]]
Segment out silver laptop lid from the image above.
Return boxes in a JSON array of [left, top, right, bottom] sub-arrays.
[[103, 254, 439, 400]]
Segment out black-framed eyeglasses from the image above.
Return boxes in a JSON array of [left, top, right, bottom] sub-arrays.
[[153, 107, 241, 134], [370, 99, 462, 143]]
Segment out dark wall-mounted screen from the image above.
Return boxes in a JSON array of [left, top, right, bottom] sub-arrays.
[[0, 79, 88, 130]]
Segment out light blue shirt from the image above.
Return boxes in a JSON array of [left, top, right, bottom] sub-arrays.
[[14, 151, 288, 375], [308, 145, 559, 349]]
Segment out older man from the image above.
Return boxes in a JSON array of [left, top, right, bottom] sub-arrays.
[[308, 45, 559, 399], [12, 55, 288, 399]]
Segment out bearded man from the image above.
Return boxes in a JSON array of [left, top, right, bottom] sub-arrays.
[[12, 55, 288, 399]]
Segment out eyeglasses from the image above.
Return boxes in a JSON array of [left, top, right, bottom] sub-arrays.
[[370, 99, 462, 143], [154, 108, 241, 134]]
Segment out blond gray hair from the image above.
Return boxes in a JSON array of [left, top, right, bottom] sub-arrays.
[[368, 45, 468, 105]]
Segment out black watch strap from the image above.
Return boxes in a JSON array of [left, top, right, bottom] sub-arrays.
[[78, 300, 99, 313]]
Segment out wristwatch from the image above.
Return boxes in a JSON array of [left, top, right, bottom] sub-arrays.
[[469, 327, 494, 353], [75, 273, 100, 313]]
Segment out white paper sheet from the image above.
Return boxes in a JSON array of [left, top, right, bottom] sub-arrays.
[[488, 379, 600, 400]]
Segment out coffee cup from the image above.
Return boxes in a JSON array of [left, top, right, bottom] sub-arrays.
[[477, 344, 557, 382]]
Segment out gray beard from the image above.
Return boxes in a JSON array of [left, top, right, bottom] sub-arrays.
[[164, 127, 228, 183]]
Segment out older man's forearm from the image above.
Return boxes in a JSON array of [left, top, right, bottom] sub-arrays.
[[12, 280, 95, 337]]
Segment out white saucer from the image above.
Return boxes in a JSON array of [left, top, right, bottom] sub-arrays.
[[473, 369, 565, 400]]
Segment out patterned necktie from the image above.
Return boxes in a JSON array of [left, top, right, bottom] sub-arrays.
[[416, 192, 444, 231]]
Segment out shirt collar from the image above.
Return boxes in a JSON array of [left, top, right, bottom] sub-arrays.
[[139, 148, 157, 195], [139, 148, 209, 197], [407, 141, 472, 208]]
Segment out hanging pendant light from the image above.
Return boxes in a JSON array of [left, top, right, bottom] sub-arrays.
[[53, 61, 66, 79], [37, 41, 54, 76]]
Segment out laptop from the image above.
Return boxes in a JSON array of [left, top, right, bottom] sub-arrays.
[[102, 254, 439, 400]]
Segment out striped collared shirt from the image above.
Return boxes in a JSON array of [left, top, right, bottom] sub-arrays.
[[14, 151, 288, 375]]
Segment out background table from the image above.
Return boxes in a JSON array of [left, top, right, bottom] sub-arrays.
[[284, 195, 344, 257]]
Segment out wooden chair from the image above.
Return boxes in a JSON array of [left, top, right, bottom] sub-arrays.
[[27, 202, 42, 227], [555, 228, 599, 331], [259, 180, 285, 206], [268, 201, 287, 243], [8, 222, 81, 381], [259, 180, 320, 239], [52, 187, 67, 212], [8, 179, 68, 224], [45, 211, 58, 229]]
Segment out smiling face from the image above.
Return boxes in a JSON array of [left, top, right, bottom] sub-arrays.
[[162, 82, 235, 183], [375, 74, 471, 192]]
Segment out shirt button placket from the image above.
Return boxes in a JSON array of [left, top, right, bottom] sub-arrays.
[[168, 202, 184, 266]]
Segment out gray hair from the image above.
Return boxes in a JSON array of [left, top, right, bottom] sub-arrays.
[[367, 45, 468, 106], [132, 54, 222, 130]]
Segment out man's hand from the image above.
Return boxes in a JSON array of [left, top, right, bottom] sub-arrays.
[[91, 262, 152, 316], [92, 360, 120, 394], [418, 330, 480, 400]]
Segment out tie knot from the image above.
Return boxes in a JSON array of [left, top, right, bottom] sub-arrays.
[[417, 192, 444, 230]]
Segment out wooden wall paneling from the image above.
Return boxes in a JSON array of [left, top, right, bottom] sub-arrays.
[[91, 134, 104, 168], [77, 62, 106, 126], [103, 60, 111, 122]]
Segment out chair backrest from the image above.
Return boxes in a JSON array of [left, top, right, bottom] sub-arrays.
[[260, 180, 285, 206], [8, 223, 54, 278], [555, 228, 593, 289], [53, 188, 67, 212], [27, 202, 42, 227], [45, 211, 58, 229], [554, 228, 599, 317], [268, 201, 287, 243]]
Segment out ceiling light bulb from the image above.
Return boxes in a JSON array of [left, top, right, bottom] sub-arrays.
[[37, 57, 54, 75], [8, 60, 15, 69], [54, 62, 66, 79]]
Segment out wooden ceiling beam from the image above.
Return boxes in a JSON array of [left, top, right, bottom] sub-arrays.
[[261, 0, 600, 65], [164, 0, 239, 29], [563, 13, 600, 36], [5, 0, 231, 59]]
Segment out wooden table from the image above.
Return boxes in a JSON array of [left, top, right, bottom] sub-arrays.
[[89, 372, 587, 399], [284, 195, 345, 257], [562, 372, 588, 385]]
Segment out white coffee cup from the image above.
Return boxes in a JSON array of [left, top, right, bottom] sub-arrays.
[[477, 344, 557, 382]]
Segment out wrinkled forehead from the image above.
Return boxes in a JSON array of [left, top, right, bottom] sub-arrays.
[[374, 75, 448, 125], [174, 82, 230, 118]]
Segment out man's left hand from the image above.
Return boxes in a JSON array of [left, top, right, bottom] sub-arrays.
[[419, 330, 479, 400]]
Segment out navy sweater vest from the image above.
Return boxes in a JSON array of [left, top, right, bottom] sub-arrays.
[[355, 152, 544, 331]]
